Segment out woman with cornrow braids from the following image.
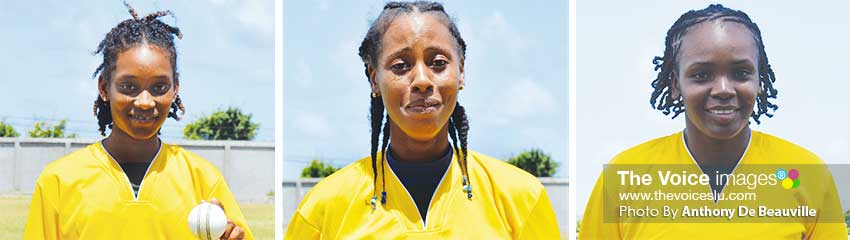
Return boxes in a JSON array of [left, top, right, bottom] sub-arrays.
[[580, 4, 847, 239], [286, 1, 559, 239], [24, 3, 252, 240]]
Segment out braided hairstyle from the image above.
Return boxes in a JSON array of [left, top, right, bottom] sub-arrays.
[[92, 2, 185, 136], [358, 1, 472, 210], [649, 4, 778, 124]]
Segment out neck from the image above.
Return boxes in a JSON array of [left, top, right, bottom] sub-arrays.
[[103, 129, 160, 164], [683, 120, 751, 168], [388, 123, 451, 163]]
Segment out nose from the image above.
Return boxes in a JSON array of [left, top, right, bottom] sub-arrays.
[[410, 63, 434, 94], [710, 75, 735, 99], [134, 90, 156, 110]]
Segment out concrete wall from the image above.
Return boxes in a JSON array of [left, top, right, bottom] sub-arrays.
[[0, 137, 274, 203], [282, 177, 569, 235]]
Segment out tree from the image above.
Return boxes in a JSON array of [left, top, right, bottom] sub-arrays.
[[845, 209, 849, 233], [184, 107, 259, 140], [506, 148, 558, 177], [29, 119, 77, 138], [301, 159, 339, 178], [0, 120, 19, 137]]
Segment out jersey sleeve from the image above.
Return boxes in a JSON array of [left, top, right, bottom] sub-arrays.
[[806, 169, 849, 238], [209, 177, 256, 240], [284, 210, 322, 239], [579, 174, 621, 240], [516, 188, 561, 239], [24, 179, 60, 240]]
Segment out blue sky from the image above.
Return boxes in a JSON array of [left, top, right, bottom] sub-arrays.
[[0, 0, 273, 141], [283, 0, 569, 179], [576, 0, 850, 219]]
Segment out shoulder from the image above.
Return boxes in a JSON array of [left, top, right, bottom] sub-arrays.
[[470, 151, 546, 199], [296, 156, 373, 210], [751, 131, 824, 164], [161, 143, 222, 173], [609, 132, 682, 164], [37, 143, 103, 182], [160, 143, 226, 185]]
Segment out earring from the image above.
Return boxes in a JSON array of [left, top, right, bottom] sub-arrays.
[[371, 92, 377, 98], [459, 85, 464, 91]]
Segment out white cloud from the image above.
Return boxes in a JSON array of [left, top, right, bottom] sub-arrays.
[[292, 111, 334, 139], [236, 0, 273, 38], [500, 78, 558, 119]]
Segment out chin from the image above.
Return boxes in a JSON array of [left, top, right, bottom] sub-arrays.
[[701, 123, 747, 140]]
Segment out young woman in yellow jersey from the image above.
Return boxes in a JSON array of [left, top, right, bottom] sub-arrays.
[[24, 4, 252, 240], [285, 1, 560, 239], [580, 4, 847, 239]]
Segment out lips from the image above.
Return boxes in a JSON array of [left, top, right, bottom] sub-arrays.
[[128, 112, 159, 123], [406, 98, 441, 114], [705, 106, 738, 123]]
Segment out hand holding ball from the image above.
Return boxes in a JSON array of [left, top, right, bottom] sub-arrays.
[[188, 201, 228, 240]]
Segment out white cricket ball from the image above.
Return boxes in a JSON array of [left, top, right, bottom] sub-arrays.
[[187, 201, 228, 240]]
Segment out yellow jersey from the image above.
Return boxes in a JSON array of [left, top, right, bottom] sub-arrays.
[[580, 130, 848, 239], [24, 141, 254, 240], [285, 150, 561, 239]]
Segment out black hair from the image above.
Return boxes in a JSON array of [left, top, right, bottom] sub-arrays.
[[92, 2, 185, 136], [358, 1, 472, 209], [649, 4, 778, 124]]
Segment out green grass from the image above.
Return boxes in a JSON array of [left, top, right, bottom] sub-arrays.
[[0, 196, 273, 239], [241, 202, 274, 239], [0, 196, 29, 240]]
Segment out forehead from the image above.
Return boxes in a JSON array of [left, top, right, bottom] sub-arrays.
[[677, 20, 759, 65], [380, 13, 457, 56], [114, 44, 173, 75]]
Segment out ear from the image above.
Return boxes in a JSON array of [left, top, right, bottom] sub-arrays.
[[669, 71, 681, 100], [368, 65, 380, 96], [98, 75, 109, 101], [173, 74, 180, 99], [458, 62, 465, 90]]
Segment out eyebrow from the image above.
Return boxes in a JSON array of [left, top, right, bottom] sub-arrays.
[[384, 47, 413, 63]]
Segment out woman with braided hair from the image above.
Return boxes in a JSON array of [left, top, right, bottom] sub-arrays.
[[285, 1, 559, 239], [24, 3, 252, 239], [580, 4, 847, 239]]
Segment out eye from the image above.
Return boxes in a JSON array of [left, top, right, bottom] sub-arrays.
[[733, 70, 752, 80], [692, 72, 711, 81], [152, 84, 170, 94], [118, 83, 137, 92], [389, 60, 411, 75], [391, 63, 410, 71], [432, 59, 448, 67]]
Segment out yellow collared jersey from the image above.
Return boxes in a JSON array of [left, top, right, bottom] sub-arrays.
[[24, 142, 254, 240], [286, 150, 561, 239], [580, 130, 848, 240]]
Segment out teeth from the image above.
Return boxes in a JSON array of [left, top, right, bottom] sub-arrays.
[[709, 109, 735, 114], [130, 115, 155, 121]]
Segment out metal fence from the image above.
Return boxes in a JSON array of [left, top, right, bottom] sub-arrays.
[[0, 137, 274, 203], [282, 177, 569, 234]]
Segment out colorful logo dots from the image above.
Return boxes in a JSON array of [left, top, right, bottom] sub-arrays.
[[781, 178, 793, 189], [779, 168, 800, 189], [775, 169, 787, 180], [788, 169, 799, 180]]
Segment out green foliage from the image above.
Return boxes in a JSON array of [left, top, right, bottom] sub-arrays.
[[301, 159, 339, 178], [845, 209, 849, 234], [0, 120, 19, 137], [506, 148, 558, 177], [184, 107, 259, 140], [28, 119, 76, 138]]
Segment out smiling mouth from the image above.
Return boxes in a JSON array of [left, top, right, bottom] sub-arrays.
[[129, 114, 158, 122], [707, 109, 737, 115]]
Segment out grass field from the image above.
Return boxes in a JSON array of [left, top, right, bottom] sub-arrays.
[[0, 196, 274, 239]]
